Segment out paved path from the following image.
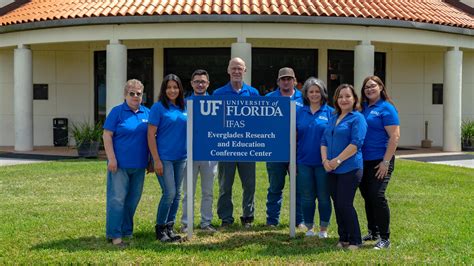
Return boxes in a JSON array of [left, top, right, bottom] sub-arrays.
[[398, 152, 474, 169], [0, 158, 45, 166]]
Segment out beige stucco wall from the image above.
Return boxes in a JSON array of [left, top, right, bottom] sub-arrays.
[[0, 43, 93, 146]]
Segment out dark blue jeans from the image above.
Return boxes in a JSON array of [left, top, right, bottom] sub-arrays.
[[266, 162, 303, 226], [329, 169, 362, 245]]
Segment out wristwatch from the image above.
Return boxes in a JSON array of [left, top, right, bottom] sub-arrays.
[[336, 159, 342, 165], [383, 160, 390, 166]]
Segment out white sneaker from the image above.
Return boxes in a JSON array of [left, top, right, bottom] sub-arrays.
[[297, 223, 308, 230], [318, 231, 328, 239], [305, 230, 316, 237]]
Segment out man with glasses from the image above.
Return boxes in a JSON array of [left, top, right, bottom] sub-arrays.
[[181, 69, 218, 233], [213, 57, 260, 228], [265, 67, 304, 228]]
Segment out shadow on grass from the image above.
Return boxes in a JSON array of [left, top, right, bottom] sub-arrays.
[[31, 226, 354, 257]]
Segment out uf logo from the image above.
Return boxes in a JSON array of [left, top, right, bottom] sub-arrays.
[[200, 100, 222, 116]]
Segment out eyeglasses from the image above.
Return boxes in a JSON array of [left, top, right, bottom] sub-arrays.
[[128, 91, 143, 97], [192, 80, 209, 85], [364, 83, 378, 90]]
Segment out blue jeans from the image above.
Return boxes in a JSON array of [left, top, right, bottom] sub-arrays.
[[156, 160, 186, 225], [329, 169, 363, 245], [297, 164, 332, 229], [106, 168, 145, 239], [266, 162, 303, 225]]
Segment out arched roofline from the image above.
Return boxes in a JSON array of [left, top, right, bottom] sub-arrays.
[[1, 15, 472, 36]]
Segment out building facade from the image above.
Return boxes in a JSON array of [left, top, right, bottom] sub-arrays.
[[0, 0, 473, 151]]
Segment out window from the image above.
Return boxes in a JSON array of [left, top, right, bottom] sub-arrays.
[[94, 49, 154, 123], [252, 48, 317, 95], [33, 84, 48, 100], [327, 50, 386, 105], [164, 48, 231, 96], [432, 84, 443, 105]]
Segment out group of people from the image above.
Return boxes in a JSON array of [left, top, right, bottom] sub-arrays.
[[103, 57, 400, 251]]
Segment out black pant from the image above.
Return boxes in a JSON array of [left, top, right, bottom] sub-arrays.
[[360, 157, 394, 240], [329, 169, 362, 245]]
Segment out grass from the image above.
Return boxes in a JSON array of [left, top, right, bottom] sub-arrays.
[[0, 159, 473, 264]]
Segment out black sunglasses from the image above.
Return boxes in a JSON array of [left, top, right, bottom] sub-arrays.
[[128, 91, 143, 97]]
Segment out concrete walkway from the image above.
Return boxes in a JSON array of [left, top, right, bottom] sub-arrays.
[[397, 152, 474, 169], [0, 146, 473, 168]]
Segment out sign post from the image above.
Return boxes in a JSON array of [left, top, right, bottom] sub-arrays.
[[187, 96, 296, 239]]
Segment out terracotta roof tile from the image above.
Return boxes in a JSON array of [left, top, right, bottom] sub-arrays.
[[0, 0, 472, 29]]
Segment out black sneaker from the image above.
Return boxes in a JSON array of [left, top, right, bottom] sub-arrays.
[[374, 239, 391, 249], [155, 224, 171, 242], [362, 232, 380, 242], [201, 224, 217, 233]]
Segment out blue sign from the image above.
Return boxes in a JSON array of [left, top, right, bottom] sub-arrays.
[[192, 96, 290, 162]]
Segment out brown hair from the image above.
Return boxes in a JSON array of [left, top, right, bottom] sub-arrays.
[[333, 84, 360, 114], [360, 75, 396, 110]]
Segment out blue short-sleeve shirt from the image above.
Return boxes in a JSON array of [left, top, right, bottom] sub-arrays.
[[265, 88, 304, 108], [362, 99, 400, 160], [296, 104, 334, 166], [148, 102, 187, 161], [213, 82, 260, 96], [321, 111, 367, 174], [103, 101, 150, 169]]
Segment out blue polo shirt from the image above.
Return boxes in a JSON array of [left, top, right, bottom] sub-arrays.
[[321, 111, 367, 174], [362, 99, 399, 160], [103, 102, 150, 169], [296, 104, 334, 166], [213, 82, 260, 96], [148, 102, 187, 161], [265, 87, 304, 107]]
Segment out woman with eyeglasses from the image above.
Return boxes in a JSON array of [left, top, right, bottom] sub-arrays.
[[359, 76, 400, 250], [148, 74, 187, 242], [103, 79, 150, 248], [321, 84, 367, 250]]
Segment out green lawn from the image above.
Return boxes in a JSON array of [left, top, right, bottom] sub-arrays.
[[0, 160, 472, 264]]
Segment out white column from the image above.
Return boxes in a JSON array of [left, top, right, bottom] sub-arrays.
[[318, 48, 328, 85], [354, 41, 374, 92], [106, 41, 127, 115], [443, 47, 463, 151], [231, 41, 252, 85], [14, 45, 33, 151]]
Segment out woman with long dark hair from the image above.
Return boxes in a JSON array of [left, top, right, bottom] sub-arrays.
[[359, 76, 400, 249], [148, 74, 187, 242]]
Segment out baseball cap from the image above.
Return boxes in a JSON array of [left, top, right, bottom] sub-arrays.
[[278, 67, 296, 80]]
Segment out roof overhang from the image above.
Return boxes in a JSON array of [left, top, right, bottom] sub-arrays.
[[0, 15, 472, 36]]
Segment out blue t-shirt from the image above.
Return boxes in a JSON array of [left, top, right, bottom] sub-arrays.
[[103, 102, 150, 169], [321, 111, 367, 174], [362, 99, 399, 160], [148, 102, 187, 161], [296, 104, 334, 166], [265, 88, 304, 108], [213, 82, 260, 96]]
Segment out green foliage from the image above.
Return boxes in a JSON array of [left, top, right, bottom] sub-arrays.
[[461, 120, 474, 145], [0, 160, 473, 264], [70, 121, 103, 147]]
